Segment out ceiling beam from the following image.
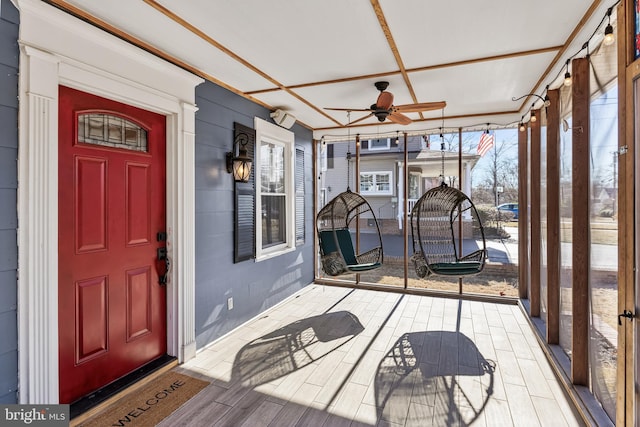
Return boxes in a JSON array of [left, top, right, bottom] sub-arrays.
[[314, 109, 519, 132], [517, 0, 604, 112], [370, 0, 424, 117], [247, 46, 562, 95], [142, 0, 343, 126], [43, 0, 343, 128]]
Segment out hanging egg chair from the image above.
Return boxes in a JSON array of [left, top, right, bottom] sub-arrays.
[[410, 184, 486, 277], [317, 189, 384, 276]]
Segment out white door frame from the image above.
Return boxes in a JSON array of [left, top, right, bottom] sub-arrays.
[[15, 0, 202, 403]]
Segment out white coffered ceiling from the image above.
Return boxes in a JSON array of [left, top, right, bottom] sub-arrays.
[[45, 0, 616, 139]]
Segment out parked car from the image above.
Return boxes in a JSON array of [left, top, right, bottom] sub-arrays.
[[497, 203, 518, 219]]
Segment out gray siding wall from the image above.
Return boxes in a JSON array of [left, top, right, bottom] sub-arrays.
[[322, 142, 404, 220], [0, 0, 19, 404], [321, 136, 428, 220], [194, 82, 314, 348], [358, 158, 398, 219]]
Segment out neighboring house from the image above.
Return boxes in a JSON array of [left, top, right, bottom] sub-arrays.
[[1, 0, 314, 405], [319, 136, 479, 232], [593, 187, 617, 216]]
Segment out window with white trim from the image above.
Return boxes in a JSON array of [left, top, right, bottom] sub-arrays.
[[366, 138, 391, 151], [255, 118, 296, 260], [409, 171, 421, 199], [320, 144, 327, 171], [360, 171, 393, 195]]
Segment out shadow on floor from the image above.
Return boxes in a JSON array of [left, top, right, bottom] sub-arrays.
[[231, 310, 364, 387], [375, 331, 495, 426]]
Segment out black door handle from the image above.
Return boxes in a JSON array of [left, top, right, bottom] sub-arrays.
[[157, 247, 170, 286], [618, 310, 634, 326], [159, 257, 170, 286]]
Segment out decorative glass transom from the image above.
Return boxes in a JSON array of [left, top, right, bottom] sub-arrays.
[[78, 113, 148, 152]]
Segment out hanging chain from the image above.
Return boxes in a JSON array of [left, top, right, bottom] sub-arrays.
[[440, 130, 445, 185], [439, 109, 447, 187], [346, 111, 351, 191]]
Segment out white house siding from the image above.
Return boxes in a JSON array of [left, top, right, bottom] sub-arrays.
[[357, 157, 399, 220]]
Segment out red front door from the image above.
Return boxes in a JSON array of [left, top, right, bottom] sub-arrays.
[[58, 86, 167, 403]]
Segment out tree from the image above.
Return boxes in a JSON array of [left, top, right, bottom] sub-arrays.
[[471, 131, 519, 206], [426, 129, 518, 206]]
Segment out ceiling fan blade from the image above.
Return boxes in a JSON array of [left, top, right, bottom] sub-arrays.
[[375, 91, 394, 110], [387, 111, 412, 125], [348, 113, 374, 125], [324, 107, 372, 112], [393, 101, 447, 113]]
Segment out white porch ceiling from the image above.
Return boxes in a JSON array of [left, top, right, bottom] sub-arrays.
[[46, 0, 617, 139]]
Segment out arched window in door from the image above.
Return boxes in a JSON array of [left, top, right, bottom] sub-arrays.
[[78, 113, 148, 152]]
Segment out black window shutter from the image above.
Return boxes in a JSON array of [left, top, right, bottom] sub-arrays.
[[295, 148, 305, 245], [361, 140, 369, 149], [234, 123, 256, 263]]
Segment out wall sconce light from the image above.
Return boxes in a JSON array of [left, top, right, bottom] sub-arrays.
[[226, 132, 252, 182]]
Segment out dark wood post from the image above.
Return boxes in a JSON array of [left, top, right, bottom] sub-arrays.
[[530, 116, 541, 317], [518, 121, 529, 300], [571, 57, 590, 386], [546, 89, 560, 345]]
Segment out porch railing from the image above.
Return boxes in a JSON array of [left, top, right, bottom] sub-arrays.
[[407, 198, 418, 214], [398, 198, 418, 229]]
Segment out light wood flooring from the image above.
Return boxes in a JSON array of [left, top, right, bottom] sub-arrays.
[[159, 285, 585, 426]]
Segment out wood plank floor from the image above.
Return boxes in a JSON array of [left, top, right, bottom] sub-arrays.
[[159, 285, 585, 427]]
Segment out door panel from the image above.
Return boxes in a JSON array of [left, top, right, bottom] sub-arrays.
[[75, 276, 108, 363], [75, 157, 107, 252], [126, 163, 152, 246], [58, 86, 167, 403], [126, 266, 152, 341]]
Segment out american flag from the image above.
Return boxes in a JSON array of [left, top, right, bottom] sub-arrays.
[[477, 132, 495, 157]]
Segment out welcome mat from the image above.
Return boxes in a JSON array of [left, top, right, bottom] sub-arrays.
[[78, 371, 209, 427]]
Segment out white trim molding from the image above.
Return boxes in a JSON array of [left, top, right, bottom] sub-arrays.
[[15, 0, 203, 404], [18, 48, 61, 405], [359, 170, 393, 196], [254, 118, 296, 262]]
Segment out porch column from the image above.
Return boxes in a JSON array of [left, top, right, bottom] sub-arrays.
[[546, 90, 561, 345], [518, 120, 529, 300], [18, 46, 60, 404], [530, 114, 541, 317], [571, 57, 590, 386], [464, 162, 472, 197], [168, 103, 198, 362]]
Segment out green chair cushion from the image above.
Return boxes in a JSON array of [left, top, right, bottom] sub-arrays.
[[346, 262, 381, 272], [429, 261, 483, 276], [319, 229, 381, 274]]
